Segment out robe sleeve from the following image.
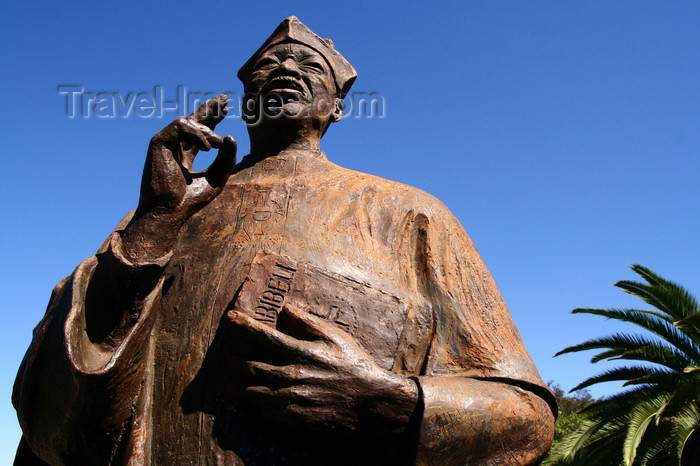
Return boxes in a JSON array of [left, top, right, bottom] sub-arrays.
[[399, 204, 556, 465], [12, 229, 171, 464]]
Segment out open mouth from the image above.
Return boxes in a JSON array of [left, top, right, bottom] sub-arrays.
[[263, 76, 305, 95]]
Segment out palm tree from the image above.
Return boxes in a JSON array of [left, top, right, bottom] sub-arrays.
[[544, 265, 700, 465]]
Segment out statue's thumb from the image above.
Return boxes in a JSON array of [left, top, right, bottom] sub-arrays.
[[206, 135, 237, 188]]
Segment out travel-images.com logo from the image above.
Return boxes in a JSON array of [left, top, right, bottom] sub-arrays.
[[57, 86, 385, 123]]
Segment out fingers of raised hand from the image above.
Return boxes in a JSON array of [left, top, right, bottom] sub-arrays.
[[205, 135, 237, 187], [176, 117, 223, 151], [188, 94, 228, 129]]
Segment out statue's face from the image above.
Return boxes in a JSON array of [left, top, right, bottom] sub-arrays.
[[244, 43, 340, 125]]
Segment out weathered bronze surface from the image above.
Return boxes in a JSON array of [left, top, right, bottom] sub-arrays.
[[13, 16, 556, 465]]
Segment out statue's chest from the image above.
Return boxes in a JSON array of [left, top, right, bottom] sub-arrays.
[[230, 157, 297, 244], [149, 160, 432, 462]]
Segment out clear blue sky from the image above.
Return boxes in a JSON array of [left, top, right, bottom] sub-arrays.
[[1, 0, 699, 461]]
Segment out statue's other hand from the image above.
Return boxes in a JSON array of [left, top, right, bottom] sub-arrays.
[[220, 305, 418, 434]]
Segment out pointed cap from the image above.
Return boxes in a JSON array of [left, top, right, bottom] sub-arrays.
[[238, 16, 357, 98]]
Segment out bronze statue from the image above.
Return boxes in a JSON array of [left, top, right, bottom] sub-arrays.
[[13, 17, 555, 465]]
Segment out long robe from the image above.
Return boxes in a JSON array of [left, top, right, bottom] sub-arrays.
[[14, 151, 555, 465]]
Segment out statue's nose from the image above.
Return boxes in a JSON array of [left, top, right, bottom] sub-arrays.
[[278, 58, 301, 75]]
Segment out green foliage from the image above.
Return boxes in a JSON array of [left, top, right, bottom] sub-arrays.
[[547, 382, 596, 453], [544, 265, 700, 465]]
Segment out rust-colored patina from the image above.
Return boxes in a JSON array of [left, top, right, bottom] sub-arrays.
[[13, 16, 555, 465]]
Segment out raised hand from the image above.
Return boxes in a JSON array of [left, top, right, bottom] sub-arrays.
[[178, 94, 232, 172], [122, 95, 237, 261], [220, 305, 419, 434]]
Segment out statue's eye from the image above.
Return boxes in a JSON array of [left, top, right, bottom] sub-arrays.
[[255, 57, 279, 70], [301, 60, 325, 73]]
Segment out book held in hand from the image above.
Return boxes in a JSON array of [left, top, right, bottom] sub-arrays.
[[235, 250, 413, 370]]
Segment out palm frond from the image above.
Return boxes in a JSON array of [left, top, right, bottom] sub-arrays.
[[573, 306, 672, 325], [675, 401, 700, 461], [617, 265, 699, 321], [580, 385, 668, 417], [621, 369, 685, 388], [546, 415, 626, 465], [622, 394, 672, 465], [572, 307, 700, 363], [615, 280, 673, 318], [629, 265, 670, 289], [554, 266, 699, 464], [570, 366, 676, 392], [558, 417, 609, 460], [674, 313, 700, 348], [607, 344, 691, 371], [630, 264, 699, 310], [652, 285, 700, 321], [635, 420, 676, 465], [557, 333, 691, 370], [557, 333, 657, 356]]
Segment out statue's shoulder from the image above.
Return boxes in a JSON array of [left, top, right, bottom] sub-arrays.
[[325, 161, 454, 218]]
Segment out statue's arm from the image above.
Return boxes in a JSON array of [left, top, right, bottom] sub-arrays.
[[413, 377, 554, 465], [406, 207, 555, 464], [12, 234, 170, 463], [81, 94, 236, 346], [13, 96, 236, 463]]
